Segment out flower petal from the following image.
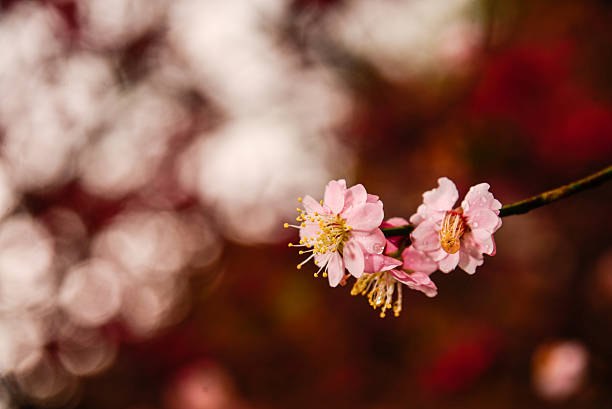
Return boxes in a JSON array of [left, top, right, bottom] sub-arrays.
[[391, 270, 438, 297], [343, 184, 368, 210], [461, 233, 484, 258], [314, 253, 330, 267], [366, 194, 380, 203], [409, 204, 427, 225], [458, 248, 483, 274], [401, 246, 437, 274], [380, 218, 409, 254], [299, 221, 320, 243], [438, 252, 459, 273], [343, 240, 364, 278], [327, 252, 344, 287], [410, 221, 441, 252], [427, 247, 448, 262], [351, 229, 386, 254], [461, 183, 502, 214], [302, 195, 325, 214], [323, 180, 345, 214], [381, 217, 409, 228], [470, 228, 495, 255], [364, 253, 402, 273], [465, 208, 500, 233], [423, 177, 458, 211], [345, 203, 384, 231]]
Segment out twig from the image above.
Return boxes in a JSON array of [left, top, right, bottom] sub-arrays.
[[382, 164, 612, 237]]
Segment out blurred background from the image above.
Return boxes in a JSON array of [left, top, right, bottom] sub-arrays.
[[0, 0, 611, 408]]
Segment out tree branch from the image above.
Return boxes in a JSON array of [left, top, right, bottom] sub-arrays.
[[382, 164, 612, 237]]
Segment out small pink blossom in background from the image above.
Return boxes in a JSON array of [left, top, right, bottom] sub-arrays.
[[410, 177, 502, 274], [289, 179, 385, 287], [532, 340, 588, 401]]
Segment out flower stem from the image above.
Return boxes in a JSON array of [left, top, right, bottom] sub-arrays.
[[498, 164, 612, 217], [382, 164, 612, 237], [381, 225, 414, 237]]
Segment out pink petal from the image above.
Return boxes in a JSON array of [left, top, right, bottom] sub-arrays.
[[427, 247, 449, 262], [460, 233, 485, 258], [401, 246, 437, 274], [302, 195, 325, 214], [323, 180, 345, 214], [458, 248, 483, 274], [343, 184, 367, 210], [410, 221, 441, 252], [381, 217, 409, 228], [314, 253, 330, 267], [366, 194, 380, 203], [438, 252, 459, 273], [384, 238, 400, 255], [465, 208, 500, 233], [423, 177, 458, 211], [494, 218, 503, 232], [343, 240, 365, 278], [391, 270, 438, 297], [470, 228, 495, 255], [461, 183, 502, 214], [299, 221, 321, 242], [381, 217, 409, 254], [351, 229, 386, 254], [364, 253, 402, 273], [345, 203, 384, 231], [409, 204, 427, 225], [327, 252, 344, 287], [409, 205, 446, 227]]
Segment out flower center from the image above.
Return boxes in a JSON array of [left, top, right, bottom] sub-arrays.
[[285, 198, 352, 273], [295, 207, 352, 256], [311, 214, 351, 255], [439, 210, 467, 254], [351, 271, 403, 318]]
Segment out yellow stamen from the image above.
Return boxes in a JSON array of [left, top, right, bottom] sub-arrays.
[[352, 271, 403, 318], [439, 210, 466, 254]]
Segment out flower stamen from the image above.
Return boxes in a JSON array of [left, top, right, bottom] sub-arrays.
[[439, 209, 467, 254], [285, 198, 353, 275], [351, 272, 403, 318]]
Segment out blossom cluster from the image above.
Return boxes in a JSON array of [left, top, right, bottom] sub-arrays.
[[286, 178, 502, 317]]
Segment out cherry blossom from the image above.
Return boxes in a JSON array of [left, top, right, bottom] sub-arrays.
[[410, 177, 502, 274], [285, 179, 385, 287], [351, 218, 438, 318]]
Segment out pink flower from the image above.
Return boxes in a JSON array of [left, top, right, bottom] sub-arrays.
[[399, 246, 438, 297], [351, 218, 438, 318], [286, 179, 386, 287], [409, 177, 502, 274], [380, 216, 411, 255]]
